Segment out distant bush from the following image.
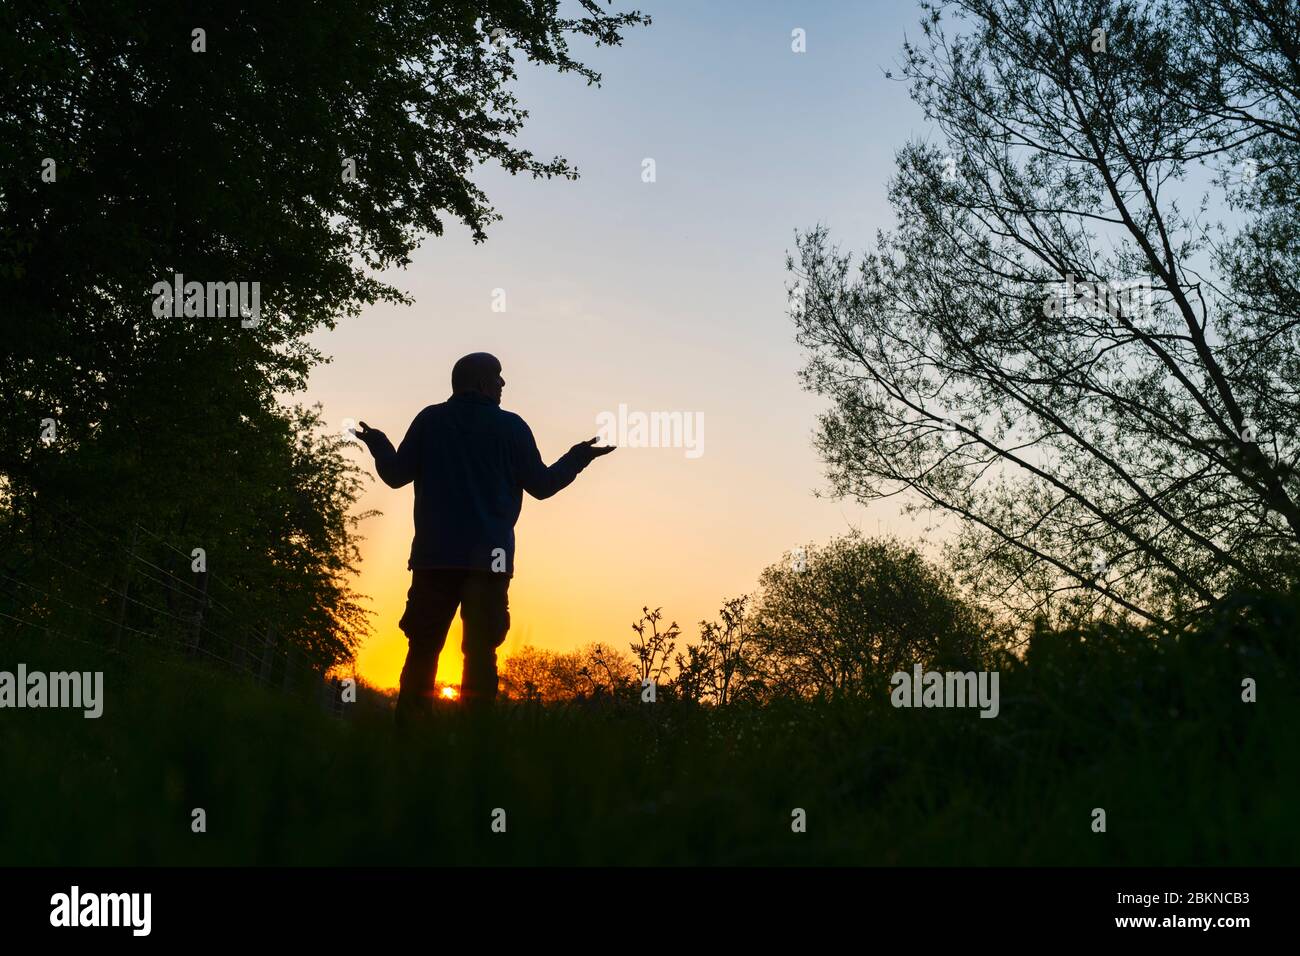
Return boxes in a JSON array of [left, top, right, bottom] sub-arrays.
[[747, 533, 1010, 699]]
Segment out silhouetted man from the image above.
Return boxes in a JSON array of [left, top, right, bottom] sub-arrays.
[[355, 353, 614, 727]]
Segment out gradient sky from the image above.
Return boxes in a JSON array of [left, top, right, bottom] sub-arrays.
[[306, 0, 937, 689]]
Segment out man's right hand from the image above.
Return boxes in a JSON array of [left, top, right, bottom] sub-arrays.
[[354, 421, 385, 448], [571, 436, 616, 463]]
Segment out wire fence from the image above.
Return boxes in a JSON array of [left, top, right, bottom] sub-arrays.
[[0, 499, 356, 720]]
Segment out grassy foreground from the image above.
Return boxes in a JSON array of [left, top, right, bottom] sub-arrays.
[[3, 597, 1299, 865]]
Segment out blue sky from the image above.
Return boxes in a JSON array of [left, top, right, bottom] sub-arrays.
[[306, 0, 942, 687]]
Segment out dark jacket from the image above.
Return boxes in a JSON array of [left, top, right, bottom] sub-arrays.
[[361, 394, 590, 575]]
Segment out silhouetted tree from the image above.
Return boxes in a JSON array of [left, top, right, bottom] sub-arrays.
[[500, 645, 588, 702], [671, 642, 713, 705], [671, 596, 756, 705], [750, 534, 997, 698], [0, 1, 647, 663], [789, 0, 1300, 624], [581, 641, 637, 697], [630, 605, 679, 687], [500, 641, 638, 702]]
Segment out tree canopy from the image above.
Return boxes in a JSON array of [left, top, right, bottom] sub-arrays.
[[789, 0, 1300, 624], [0, 0, 647, 668]]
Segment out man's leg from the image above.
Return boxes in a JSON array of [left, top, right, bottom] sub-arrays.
[[395, 570, 462, 730], [459, 571, 511, 710]]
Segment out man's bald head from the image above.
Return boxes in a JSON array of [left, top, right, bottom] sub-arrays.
[[451, 352, 505, 404]]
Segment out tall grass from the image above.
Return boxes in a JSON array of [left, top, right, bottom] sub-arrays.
[[2, 591, 1297, 865]]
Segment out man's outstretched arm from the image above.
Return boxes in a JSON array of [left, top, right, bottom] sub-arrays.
[[355, 417, 421, 489], [514, 420, 614, 500]]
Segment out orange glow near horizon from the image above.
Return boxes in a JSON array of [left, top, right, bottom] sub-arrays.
[[347, 484, 914, 695]]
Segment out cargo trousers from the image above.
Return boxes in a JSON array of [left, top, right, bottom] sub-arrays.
[[395, 569, 510, 726]]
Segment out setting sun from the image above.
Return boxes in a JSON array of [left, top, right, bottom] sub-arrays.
[[440, 686, 459, 700]]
